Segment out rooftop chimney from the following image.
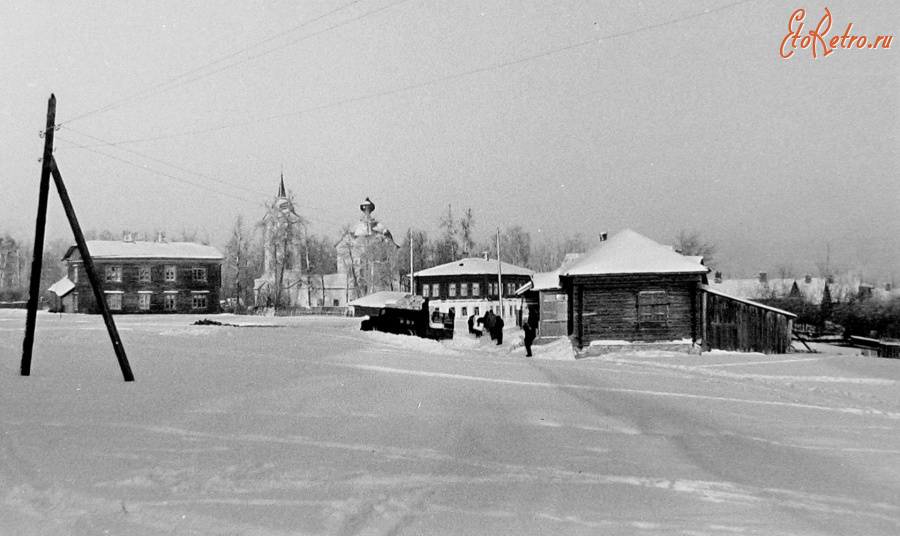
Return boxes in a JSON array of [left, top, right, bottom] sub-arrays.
[[482, 251, 489, 261], [714, 271, 722, 284], [758, 272, 768, 284], [804, 274, 812, 284], [599, 232, 608, 242], [122, 231, 134, 243], [156, 231, 166, 243]]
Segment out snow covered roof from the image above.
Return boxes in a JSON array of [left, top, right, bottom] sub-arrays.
[[48, 276, 75, 297], [63, 241, 224, 261], [700, 285, 797, 318], [348, 291, 414, 308], [414, 257, 533, 278], [561, 229, 709, 277]]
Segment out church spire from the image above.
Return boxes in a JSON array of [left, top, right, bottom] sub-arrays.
[[277, 174, 287, 198]]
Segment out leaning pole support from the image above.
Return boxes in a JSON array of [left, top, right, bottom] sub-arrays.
[[21, 95, 135, 382]]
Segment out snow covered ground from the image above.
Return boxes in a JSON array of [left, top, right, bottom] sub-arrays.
[[0, 310, 898, 535]]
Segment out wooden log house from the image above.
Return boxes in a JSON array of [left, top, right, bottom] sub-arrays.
[[559, 230, 709, 349], [62, 237, 223, 314]]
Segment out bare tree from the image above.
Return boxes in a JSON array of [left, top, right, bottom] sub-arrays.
[[675, 230, 717, 268], [224, 215, 259, 313], [434, 204, 459, 264], [459, 208, 475, 257], [501, 226, 531, 267]]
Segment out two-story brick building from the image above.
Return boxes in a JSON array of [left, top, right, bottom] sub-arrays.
[[62, 239, 223, 314], [413, 256, 533, 327]]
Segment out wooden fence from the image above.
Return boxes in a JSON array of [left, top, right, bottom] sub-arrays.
[[701, 285, 796, 354]]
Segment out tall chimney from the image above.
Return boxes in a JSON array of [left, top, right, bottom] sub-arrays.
[[482, 251, 489, 261], [758, 272, 768, 284]]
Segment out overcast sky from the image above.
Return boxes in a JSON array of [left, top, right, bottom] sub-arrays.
[[2, 0, 897, 279]]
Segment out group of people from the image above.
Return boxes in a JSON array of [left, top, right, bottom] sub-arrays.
[[468, 310, 504, 344], [467, 308, 539, 356]]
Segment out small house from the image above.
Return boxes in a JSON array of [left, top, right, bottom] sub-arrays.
[[559, 230, 709, 349]]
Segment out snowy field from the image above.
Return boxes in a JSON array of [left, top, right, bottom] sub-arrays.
[[0, 311, 898, 535]]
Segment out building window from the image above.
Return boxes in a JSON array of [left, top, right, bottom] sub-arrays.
[[472, 283, 480, 296], [165, 265, 177, 282], [460, 283, 468, 297], [422, 284, 430, 298], [191, 293, 208, 310], [461, 307, 468, 316], [138, 293, 151, 310], [71, 266, 78, 283], [192, 267, 207, 282], [139, 266, 151, 282], [164, 293, 177, 311], [449, 283, 456, 297], [333, 299, 340, 307], [106, 293, 122, 310], [431, 283, 440, 297], [638, 291, 669, 324], [105, 266, 122, 283], [474, 306, 480, 316], [506, 283, 515, 296], [489, 283, 497, 296]]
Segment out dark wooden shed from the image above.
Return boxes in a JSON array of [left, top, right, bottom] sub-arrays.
[[559, 230, 709, 349]]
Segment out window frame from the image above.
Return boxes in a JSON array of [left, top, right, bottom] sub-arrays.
[[637, 290, 669, 325], [164, 265, 177, 282], [138, 292, 152, 310], [164, 293, 178, 311], [105, 292, 122, 310], [191, 267, 207, 282], [191, 293, 208, 310], [105, 266, 122, 283], [138, 265, 151, 283]]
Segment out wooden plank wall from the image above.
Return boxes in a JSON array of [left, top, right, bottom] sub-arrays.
[[571, 275, 701, 347], [702, 291, 793, 354]]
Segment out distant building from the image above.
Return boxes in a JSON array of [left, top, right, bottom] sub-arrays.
[[62, 236, 223, 314], [413, 256, 533, 326]]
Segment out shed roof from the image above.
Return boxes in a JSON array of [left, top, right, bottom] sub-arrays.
[[348, 291, 413, 308], [414, 257, 533, 278], [561, 229, 708, 277], [63, 241, 224, 261], [48, 276, 75, 297]]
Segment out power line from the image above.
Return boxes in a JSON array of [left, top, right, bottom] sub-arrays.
[[82, 0, 756, 147], [56, 131, 352, 231], [55, 136, 260, 203], [59, 0, 410, 127], [60, 125, 271, 198]]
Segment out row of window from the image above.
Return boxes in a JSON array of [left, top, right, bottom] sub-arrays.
[[104, 291, 209, 311], [421, 282, 519, 298], [439, 304, 516, 319], [98, 265, 208, 284]]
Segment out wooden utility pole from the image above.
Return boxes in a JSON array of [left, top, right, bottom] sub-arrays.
[[409, 229, 414, 293], [496, 228, 503, 318], [21, 95, 134, 382], [21, 94, 56, 376]]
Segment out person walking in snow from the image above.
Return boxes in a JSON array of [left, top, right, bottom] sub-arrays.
[[493, 314, 504, 345], [523, 308, 538, 357]]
